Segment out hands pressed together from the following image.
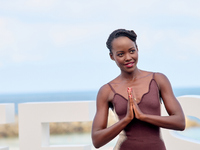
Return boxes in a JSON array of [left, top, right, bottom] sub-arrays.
[[127, 87, 144, 121]]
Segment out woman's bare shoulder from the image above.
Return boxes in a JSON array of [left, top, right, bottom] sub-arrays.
[[154, 72, 168, 81], [98, 83, 111, 94], [97, 76, 120, 102], [97, 83, 113, 102], [154, 72, 171, 89]]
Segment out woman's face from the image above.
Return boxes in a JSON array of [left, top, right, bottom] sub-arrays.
[[110, 36, 138, 73]]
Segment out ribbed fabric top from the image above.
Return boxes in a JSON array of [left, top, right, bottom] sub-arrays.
[[108, 74, 166, 150]]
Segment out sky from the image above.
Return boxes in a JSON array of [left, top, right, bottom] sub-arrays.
[[0, 0, 200, 94]]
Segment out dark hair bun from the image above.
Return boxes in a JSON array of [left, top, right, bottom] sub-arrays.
[[106, 29, 137, 53]]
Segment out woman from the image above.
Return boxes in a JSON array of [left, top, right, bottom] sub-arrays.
[[91, 29, 185, 150]]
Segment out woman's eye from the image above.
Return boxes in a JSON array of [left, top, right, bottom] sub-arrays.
[[130, 50, 135, 53], [117, 53, 123, 57]]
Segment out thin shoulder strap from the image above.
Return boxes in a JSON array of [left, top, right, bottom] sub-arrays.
[[152, 72, 162, 104], [107, 83, 116, 94], [153, 72, 156, 79]]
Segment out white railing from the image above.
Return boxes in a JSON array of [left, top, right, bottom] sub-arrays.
[[18, 101, 96, 150], [1, 95, 200, 150]]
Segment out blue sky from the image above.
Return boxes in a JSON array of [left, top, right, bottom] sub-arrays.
[[0, 0, 200, 94]]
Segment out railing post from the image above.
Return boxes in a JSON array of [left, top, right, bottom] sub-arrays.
[[0, 103, 15, 150]]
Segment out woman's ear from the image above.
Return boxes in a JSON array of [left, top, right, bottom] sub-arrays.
[[109, 53, 114, 60]]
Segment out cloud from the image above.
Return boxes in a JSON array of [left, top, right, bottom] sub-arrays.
[[0, 0, 200, 64], [168, 29, 200, 58], [11, 53, 43, 63], [0, 62, 3, 68], [0, 17, 45, 64], [0, 0, 56, 13], [138, 27, 200, 58], [1, 0, 199, 21], [0, 17, 15, 50], [48, 22, 108, 47], [0, 15, 109, 65], [169, 0, 200, 17]]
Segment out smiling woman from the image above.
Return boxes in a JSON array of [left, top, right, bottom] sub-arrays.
[[91, 29, 185, 150], [110, 36, 138, 74]]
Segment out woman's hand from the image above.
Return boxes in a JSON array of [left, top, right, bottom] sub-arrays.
[[126, 87, 134, 121], [128, 87, 144, 120], [132, 98, 144, 119]]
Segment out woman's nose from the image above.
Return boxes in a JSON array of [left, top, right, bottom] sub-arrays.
[[125, 54, 132, 61]]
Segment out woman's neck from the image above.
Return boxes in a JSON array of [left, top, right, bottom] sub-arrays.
[[120, 68, 142, 82]]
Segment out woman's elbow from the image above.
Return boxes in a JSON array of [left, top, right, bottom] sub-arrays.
[[177, 122, 185, 131], [92, 133, 102, 148], [181, 119, 186, 131], [93, 143, 101, 149], [177, 117, 186, 131], [92, 138, 102, 149]]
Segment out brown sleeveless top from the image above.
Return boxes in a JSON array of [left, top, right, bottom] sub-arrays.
[[108, 73, 166, 150]]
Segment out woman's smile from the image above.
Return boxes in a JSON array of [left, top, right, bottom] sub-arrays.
[[124, 62, 134, 68]]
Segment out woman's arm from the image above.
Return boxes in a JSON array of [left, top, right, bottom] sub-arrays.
[[131, 73, 185, 130], [92, 84, 134, 148]]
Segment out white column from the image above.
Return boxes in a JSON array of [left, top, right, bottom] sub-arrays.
[[18, 101, 96, 150], [0, 103, 15, 150]]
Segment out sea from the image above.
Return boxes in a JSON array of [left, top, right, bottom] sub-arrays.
[[0, 87, 200, 149]]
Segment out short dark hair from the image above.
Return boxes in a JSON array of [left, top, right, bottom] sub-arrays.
[[106, 29, 137, 53]]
